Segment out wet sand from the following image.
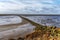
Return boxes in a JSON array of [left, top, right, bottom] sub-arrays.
[[0, 16, 35, 40], [0, 17, 29, 32]]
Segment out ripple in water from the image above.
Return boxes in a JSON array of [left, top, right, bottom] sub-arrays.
[[24, 16, 60, 27]]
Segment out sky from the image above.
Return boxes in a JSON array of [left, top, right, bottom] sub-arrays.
[[0, 0, 60, 14]]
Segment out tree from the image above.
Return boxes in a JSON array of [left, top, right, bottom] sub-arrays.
[[48, 26, 60, 40]]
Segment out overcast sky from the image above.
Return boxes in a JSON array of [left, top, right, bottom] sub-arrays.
[[0, 0, 60, 14]]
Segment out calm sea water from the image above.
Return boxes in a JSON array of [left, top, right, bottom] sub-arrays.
[[0, 16, 22, 25], [25, 16, 60, 27], [0, 16, 60, 27]]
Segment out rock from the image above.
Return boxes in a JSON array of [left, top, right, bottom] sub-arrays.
[[0, 16, 22, 25]]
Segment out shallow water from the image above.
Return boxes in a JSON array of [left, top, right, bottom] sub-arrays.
[[0, 16, 22, 25], [0, 16, 29, 32]]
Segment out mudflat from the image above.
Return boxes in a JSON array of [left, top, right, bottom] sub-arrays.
[[0, 18, 29, 32]]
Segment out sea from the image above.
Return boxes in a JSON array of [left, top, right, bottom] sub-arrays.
[[25, 16, 60, 27], [0, 16, 60, 27]]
